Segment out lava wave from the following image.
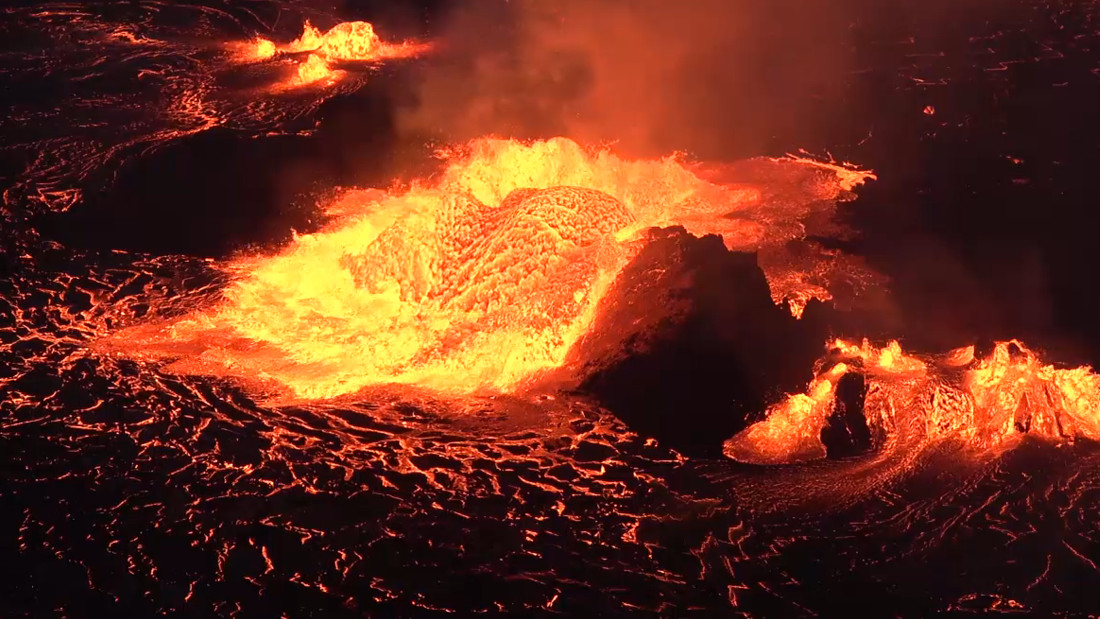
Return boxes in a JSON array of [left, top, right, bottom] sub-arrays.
[[98, 137, 874, 400], [726, 339, 1100, 465]]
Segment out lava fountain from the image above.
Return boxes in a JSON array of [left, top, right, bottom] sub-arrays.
[[246, 20, 432, 85], [99, 137, 872, 400]]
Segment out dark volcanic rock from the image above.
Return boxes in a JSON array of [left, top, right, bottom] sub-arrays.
[[563, 227, 833, 457], [820, 371, 872, 459]]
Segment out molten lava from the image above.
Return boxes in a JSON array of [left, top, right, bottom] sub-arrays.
[[296, 53, 333, 84], [249, 20, 430, 85], [101, 137, 870, 400], [725, 339, 1100, 464], [252, 37, 276, 61]]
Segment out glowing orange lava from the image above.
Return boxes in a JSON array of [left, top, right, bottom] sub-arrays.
[[248, 20, 431, 85], [296, 53, 333, 84], [101, 137, 869, 400], [725, 339, 1100, 464], [251, 36, 276, 61]]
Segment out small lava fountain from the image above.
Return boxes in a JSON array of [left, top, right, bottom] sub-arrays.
[[247, 20, 431, 85], [726, 339, 1100, 464]]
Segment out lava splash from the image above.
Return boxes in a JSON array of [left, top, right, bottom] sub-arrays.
[[99, 137, 872, 400], [725, 339, 1100, 465], [248, 20, 431, 85]]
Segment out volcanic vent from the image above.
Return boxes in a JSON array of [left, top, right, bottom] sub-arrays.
[[100, 137, 873, 401]]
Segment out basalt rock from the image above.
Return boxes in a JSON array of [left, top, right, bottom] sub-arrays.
[[820, 371, 873, 458], [563, 226, 834, 457]]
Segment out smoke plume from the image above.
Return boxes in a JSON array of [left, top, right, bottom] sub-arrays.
[[398, 0, 854, 158]]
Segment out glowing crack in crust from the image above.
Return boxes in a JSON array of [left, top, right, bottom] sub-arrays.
[[101, 137, 871, 400], [724, 339, 1100, 464]]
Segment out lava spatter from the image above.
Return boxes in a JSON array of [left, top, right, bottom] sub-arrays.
[[98, 137, 873, 400], [249, 20, 431, 85], [725, 339, 1100, 465]]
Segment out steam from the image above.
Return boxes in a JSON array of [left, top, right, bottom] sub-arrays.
[[398, 0, 854, 158]]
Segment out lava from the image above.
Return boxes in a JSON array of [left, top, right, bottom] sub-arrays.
[[296, 53, 334, 84], [725, 339, 1100, 464], [100, 137, 871, 400], [249, 20, 431, 85], [7, 2, 1100, 616], [251, 36, 276, 61]]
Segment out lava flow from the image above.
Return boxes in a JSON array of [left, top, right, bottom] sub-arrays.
[[248, 20, 431, 85], [99, 137, 872, 400], [725, 338, 1100, 464]]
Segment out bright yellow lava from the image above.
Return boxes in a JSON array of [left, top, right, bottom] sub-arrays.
[[725, 339, 1100, 463], [248, 20, 431, 85], [103, 137, 871, 400], [252, 37, 276, 60], [296, 53, 332, 84]]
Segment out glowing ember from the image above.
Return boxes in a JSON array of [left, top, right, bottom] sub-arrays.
[[725, 339, 1100, 464], [101, 137, 867, 400]]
